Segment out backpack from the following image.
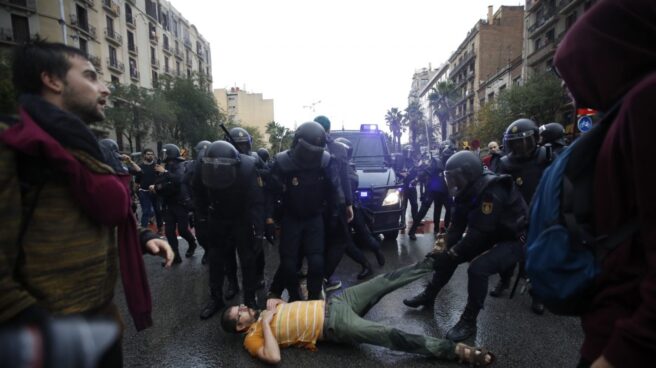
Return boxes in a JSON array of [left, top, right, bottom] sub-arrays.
[[524, 102, 638, 316]]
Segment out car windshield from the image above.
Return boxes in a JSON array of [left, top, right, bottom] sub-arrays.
[[331, 132, 388, 166]]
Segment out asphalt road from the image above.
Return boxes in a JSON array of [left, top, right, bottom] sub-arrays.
[[115, 218, 583, 368]]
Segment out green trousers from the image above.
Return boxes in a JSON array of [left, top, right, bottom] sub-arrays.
[[323, 257, 457, 360]]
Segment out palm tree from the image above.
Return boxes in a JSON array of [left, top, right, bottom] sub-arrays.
[[403, 101, 425, 152], [428, 81, 457, 143], [266, 121, 294, 154], [384, 107, 404, 152]]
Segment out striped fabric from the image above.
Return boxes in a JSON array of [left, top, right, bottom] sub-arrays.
[[244, 300, 325, 356]]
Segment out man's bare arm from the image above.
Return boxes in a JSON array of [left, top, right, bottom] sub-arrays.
[[256, 310, 281, 364]]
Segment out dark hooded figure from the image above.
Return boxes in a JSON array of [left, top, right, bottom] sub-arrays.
[[553, 0, 656, 367]]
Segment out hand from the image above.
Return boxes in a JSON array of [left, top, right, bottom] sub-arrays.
[[145, 238, 174, 268], [148, 184, 155, 193], [266, 298, 285, 311], [265, 222, 276, 244], [154, 164, 165, 173], [261, 309, 276, 324], [119, 154, 131, 163], [591, 356, 615, 368], [346, 205, 354, 223]]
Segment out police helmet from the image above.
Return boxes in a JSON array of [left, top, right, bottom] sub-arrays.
[[503, 118, 539, 159], [256, 147, 270, 162], [201, 140, 241, 190], [291, 121, 327, 168], [228, 127, 252, 154], [194, 140, 211, 153], [444, 151, 484, 197], [162, 143, 181, 162], [334, 137, 354, 160], [439, 141, 456, 163], [538, 122, 566, 146], [313, 115, 331, 132]]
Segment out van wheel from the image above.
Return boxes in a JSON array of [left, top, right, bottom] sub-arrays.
[[383, 231, 399, 240]]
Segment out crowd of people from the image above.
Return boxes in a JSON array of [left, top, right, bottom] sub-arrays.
[[1, 0, 653, 366]]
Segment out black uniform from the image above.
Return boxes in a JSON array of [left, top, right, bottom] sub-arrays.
[[156, 158, 197, 262], [399, 155, 419, 228], [193, 145, 265, 310], [410, 156, 452, 237]]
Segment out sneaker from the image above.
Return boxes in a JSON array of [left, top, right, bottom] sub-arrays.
[[324, 278, 342, 292]]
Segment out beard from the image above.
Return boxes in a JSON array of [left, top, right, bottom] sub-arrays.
[[62, 85, 105, 124]]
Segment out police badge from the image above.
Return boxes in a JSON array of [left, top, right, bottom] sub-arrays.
[[292, 177, 299, 186], [481, 201, 493, 215]]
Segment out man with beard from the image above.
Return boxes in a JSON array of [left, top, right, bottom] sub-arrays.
[[136, 148, 165, 234], [0, 40, 173, 367]]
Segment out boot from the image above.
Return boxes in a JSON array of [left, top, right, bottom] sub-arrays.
[[357, 262, 373, 280], [445, 307, 479, 342], [172, 250, 183, 264], [185, 243, 197, 258], [408, 224, 418, 241], [225, 279, 240, 300], [489, 279, 510, 298], [531, 298, 545, 315], [200, 298, 224, 320], [403, 284, 438, 308]]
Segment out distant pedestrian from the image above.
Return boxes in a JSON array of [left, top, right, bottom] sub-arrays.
[[136, 148, 164, 233]]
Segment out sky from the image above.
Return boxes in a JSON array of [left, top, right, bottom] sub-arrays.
[[168, 0, 524, 130]]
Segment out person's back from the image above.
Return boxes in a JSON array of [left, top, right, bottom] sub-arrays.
[[554, 0, 656, 366]]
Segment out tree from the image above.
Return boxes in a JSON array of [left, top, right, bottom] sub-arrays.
[[403, 101, 425, 152], [464, 72, 564, 145], [384, 107, 404, 152], [102, 83, 153, 152], [266, 121, 294, 154], [0, 50, 16, 114], [428, 81, 457, 144], [242, 125, 266, 151]]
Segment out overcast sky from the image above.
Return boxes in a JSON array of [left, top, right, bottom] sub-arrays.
[[168, 0, 524, 130]]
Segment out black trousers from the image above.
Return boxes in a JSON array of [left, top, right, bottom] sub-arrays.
[[324, 209, 351, 280], [414, 190, 452, 230], [345, 206, 381, 266], [273, 214, 325, 300], [163, 203, 196, 256], [401, 185, 418, 226], [207, 220, 259, 307]]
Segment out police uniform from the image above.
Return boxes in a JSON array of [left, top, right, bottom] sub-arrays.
[[409, 156, 452, 238], [400, 155, 419, 229]]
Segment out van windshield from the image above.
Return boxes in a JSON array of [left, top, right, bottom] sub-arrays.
[[331, 132, 388, 166]]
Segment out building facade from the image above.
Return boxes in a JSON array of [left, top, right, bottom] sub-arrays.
[[214, 87, 274, 144], [447, 5, 524, 136], [417, 63, 449, 143]]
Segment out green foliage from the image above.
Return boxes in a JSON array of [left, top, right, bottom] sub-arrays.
[[242, 125, 266, 151], [464, 72, 564, 145], [384, 107, 404, 152], [428, 81, 457, 142], [403, 101, 426, 151], [266, 121, 294, 154], [0, 50, 17, 114]]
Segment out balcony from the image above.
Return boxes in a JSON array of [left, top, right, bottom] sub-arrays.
[[450, 50, 475, 76], [104, 28, 122, 45], [174, 47, 183, 60], [87, 51, 101, 70], [102, 0, 120, 17], [83, 0, 95, 6], [126, 14, 136, 29], [70, 14, 97, 38], [558, 0, 584, 14], [106, 58, 124, 73], [151, 57, 159, 69], [162, 42, 172, 55], [183, 38, 191, 49], [128, 44, 138, 56], [0, 0, 37, 13], [149, 31, 158, 45], [130, 69, 140, 82], [528, 10, 557, 37], [527, 39, 556, 66], [185, 56, 192, 67]]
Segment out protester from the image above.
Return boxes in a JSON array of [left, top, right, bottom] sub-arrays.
[[553, 0, 656, 366], [0, 40, 173, 367], [135, 148, 164, 233]]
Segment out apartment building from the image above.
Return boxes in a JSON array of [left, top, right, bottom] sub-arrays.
[[447, 5, 524, 135], [214, 87, 274, 144], [417, 63, 449, 142], [0, 0, 212, 90]]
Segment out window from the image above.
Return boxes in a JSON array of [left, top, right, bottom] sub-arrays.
[[125, 3, 133, 22], [176, 61, 180, 75], [109, 46, 117, 66], [11, 14, 29, 43], [127, 31, 135, 51], [566, 12, 577, 30], [79, 37, 88, 55], [150, 46, 156, 64], [164, 56, 169, 72], [129, 58, 137, 78], [534, 37, 542, 51], [546, 29, 555, 44], [76, 5, 89, 32], [488, 92, 495, 102], [111, 75, 119, 84], [152, 71, 158, 87], [106, 15, 114, 34], [163, 34, 169, 49]]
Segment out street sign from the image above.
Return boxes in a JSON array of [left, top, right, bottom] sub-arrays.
[[577, 116, 593, 133]]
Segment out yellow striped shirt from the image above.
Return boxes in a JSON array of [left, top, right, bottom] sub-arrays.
[[244, 300, 325, 356]]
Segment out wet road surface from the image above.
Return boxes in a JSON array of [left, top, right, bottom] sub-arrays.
[[116, 219, 583, 367]]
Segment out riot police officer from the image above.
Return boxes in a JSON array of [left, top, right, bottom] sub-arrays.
[[402, 151, 528, 342], [408, 143, 454, 240], [539, 122, 567, 157], [399, 145, 419, 230], [314, 115, 353, 291], [256, 147, 270, 164], [267, 121, 345, 301], [193, 140, 265, 318], [154, 143, 198, 263], [491, 118, 551, 314]]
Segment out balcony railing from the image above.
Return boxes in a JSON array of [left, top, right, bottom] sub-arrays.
[[130, 69, 140, 81], [70, 14, 97, 38], [128, 44, 138, 55], [102, 0, 120, 17], [106, 58, 124, 73], [183, 38, 191, 49], [450, 50, 475, 77], [163, 42, 172, 54], [528, 9, 557, 34], [126, 14, 136, 29], [174, 47, 183, 60], [0, 0, 37, 12], [104, 28, 122, 45], [149, 31, 158, 45], [151, 57, 159, 69]]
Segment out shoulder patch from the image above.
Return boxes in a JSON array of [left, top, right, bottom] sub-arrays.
[[481, 201, 493, 215]]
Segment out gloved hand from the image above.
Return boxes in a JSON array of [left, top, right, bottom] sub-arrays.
[[265, 222, 276, 245]]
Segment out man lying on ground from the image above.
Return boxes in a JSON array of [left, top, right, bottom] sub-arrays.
[[220, 257, 495, 366]]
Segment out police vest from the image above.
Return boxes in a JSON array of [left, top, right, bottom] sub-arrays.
[[276, 150, 331, 218], [206, 154, 258, 219], [499, 146, 551, 205]]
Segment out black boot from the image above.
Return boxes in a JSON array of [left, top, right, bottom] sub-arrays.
[[403, 284, 438, 308], [173, 252, 183, 264], [531, 298, 545, 315], [489, 279, 510, 298], [200, 298, 224, 320], [446, 307, 479, 342], [185, 243, 197, 258], [357, 262, 373, 280], [408, 225, 418, 241], [225, 279, 240, 300]]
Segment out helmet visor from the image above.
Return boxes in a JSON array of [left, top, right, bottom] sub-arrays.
[[201, 157, 238, 189], [504, 132, 536, 158], [444, 168, 468, 197], [292, 138, 325, 169]]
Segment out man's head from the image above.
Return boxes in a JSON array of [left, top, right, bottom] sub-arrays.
[[313, 115, 331, 133], [220, 305, 258, 334], [142, 148, 155, 163], [12, 40, 110, 124], [487, 141, 500, 155]]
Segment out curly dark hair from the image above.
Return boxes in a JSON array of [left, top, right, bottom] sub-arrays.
[[220, 306, 239, 334]]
